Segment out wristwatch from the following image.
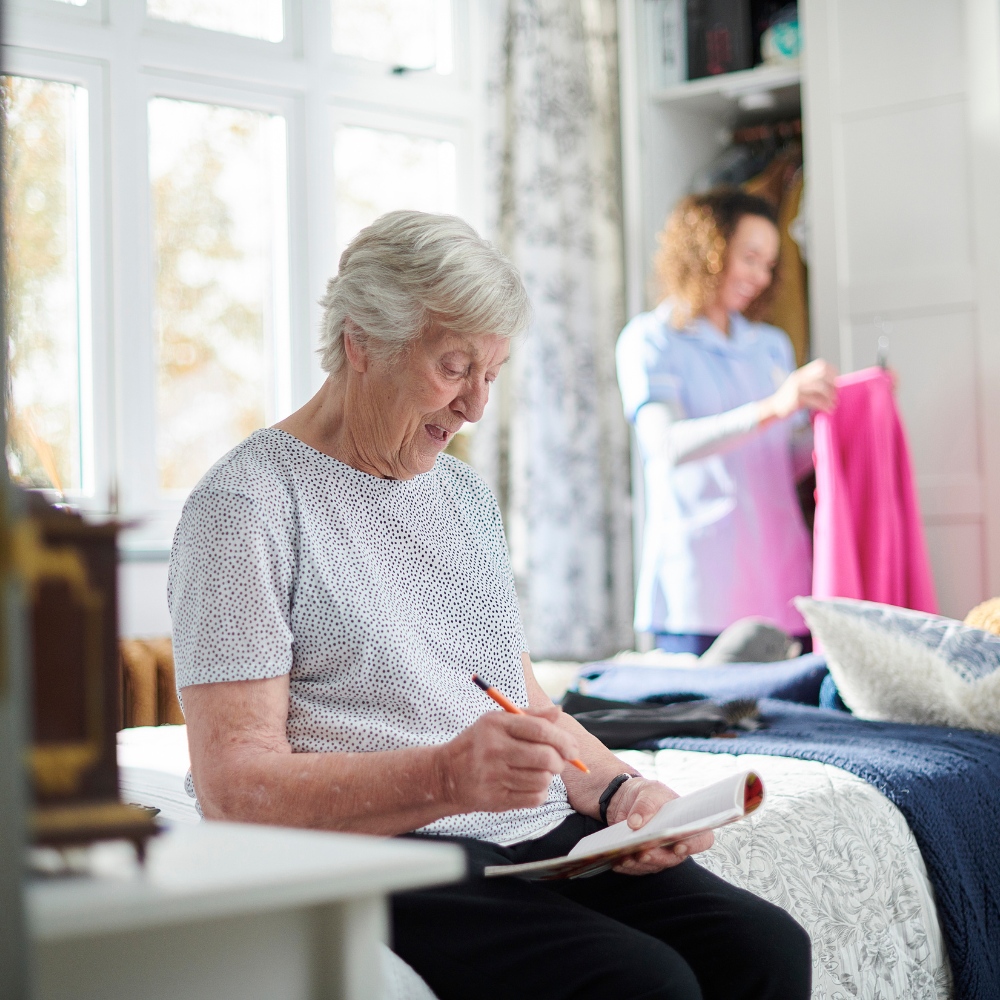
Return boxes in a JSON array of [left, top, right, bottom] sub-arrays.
[[598, 773, 634, 825]]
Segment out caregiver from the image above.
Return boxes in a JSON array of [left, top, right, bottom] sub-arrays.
[[616, 188, 837, 654]]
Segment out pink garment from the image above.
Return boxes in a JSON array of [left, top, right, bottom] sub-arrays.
[[812, 367, 938, 612]]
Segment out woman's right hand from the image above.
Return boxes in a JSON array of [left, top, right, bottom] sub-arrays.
[[760, 358, 838, 423], [436, 705, 579, 814]]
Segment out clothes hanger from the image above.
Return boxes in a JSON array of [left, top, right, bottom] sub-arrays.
[[873, 315, 892, 369]]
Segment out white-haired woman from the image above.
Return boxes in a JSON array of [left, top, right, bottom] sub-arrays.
[[170, 210, 810, 1000]]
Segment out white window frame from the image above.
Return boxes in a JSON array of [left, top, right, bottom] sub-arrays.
[[2, 0, 487, 557], [329, 102, 476, 254], [1, 47, 111, 507]]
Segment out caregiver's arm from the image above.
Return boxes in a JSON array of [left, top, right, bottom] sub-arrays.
[[634, 399, 760, 466], [182, 673, 579, 835], [521, 654, 713, 875], [636, 358, 838, 467]]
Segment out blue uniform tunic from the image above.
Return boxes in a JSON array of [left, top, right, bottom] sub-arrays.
[[616, 303, 812, 635]]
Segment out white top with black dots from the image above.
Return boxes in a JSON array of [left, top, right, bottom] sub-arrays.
[[168, 427, 574, 845]]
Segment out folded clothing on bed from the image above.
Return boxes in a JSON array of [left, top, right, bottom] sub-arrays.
[[577, 653, 829, 706], [560, 691, 761, 746], [652, 700, 1000, 1000]]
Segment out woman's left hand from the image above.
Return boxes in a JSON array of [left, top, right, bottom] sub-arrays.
[[605, 776, 714, 876]]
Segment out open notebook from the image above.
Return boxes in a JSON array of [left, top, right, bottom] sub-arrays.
[[485, 770, 765, 881]]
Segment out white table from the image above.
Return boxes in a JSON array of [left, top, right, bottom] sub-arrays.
[[28, 822, 465, 1000]]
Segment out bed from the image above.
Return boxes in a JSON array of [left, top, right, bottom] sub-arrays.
[[118, 723, 952, 999]]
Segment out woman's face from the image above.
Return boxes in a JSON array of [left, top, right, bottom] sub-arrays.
[[355, 325, 509, 479], [715, 214, 780, 315]]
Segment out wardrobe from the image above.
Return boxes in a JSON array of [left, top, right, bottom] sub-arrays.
[[617, 0, 1000, 621]]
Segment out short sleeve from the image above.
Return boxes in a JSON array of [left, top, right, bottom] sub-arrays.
[[615, 314, 683, 423], [168, 487, 296, 690]]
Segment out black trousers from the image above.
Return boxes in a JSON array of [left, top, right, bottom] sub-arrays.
[[392, 814, 811, 1000]]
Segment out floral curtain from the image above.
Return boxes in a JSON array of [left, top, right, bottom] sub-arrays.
[[474, 0, 634, 660]]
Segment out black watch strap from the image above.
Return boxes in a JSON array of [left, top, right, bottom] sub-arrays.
[[598, 773, 634, 825]]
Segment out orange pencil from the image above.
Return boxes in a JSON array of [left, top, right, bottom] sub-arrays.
[[471, 673, 589, 773]]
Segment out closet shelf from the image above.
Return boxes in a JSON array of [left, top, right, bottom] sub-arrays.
[[650, 63, 801, 119]]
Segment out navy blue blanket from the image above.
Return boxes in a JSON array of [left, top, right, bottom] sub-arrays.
[[652, 701, 1000, 1000]]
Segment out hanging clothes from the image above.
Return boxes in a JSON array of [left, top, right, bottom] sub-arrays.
[[743, 147, 810, 367], [760, 169, 809, 367], [812, 367, 938, 612]]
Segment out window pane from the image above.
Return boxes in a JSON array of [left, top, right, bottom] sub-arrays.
[[2, 76, 87, 493], [147, 0, 283, 42], [332, 0, 453, 73], [149, 98, 287, 492], [334, 125, 457, 257]]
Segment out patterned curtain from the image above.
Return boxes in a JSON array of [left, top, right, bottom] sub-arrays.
[[474, 0, 634, 660]]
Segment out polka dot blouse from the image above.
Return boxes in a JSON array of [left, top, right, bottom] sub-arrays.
[[168, 427, 573, 845]]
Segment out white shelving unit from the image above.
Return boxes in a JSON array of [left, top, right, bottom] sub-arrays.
[[618, 2, 805, 321], [650, 62, 801, 115]]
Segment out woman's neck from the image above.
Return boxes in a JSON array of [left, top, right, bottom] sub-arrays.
[[701, 301, 730, 336], [273, 377, 406, 479]]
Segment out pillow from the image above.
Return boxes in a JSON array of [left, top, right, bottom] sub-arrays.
[[965, 597, 1000, 636], [794, 596, 1000, 733], [699, 617, 802, 665]]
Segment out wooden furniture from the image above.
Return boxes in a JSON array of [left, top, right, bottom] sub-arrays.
[[21, 496, 157, 856], [617, 0, 1000, 621], [28, 821, 463, 1000], [120, 638, 184, 729]]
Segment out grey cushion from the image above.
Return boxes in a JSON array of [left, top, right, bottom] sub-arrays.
[[700, 617, 801, 665], [795, 597, 1000, 732]]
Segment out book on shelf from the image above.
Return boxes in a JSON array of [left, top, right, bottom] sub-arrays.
[[485, 770, 764, 881]]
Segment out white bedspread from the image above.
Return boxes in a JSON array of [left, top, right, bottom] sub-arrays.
[[618, 748, 952, 1000], [117, 728, 951, 999]]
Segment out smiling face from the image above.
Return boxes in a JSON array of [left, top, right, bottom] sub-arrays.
[[714, 214, 780, 316], [348, 324, 510, 479]]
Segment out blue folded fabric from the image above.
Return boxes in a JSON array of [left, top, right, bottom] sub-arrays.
[[577, 653, 829, 706], [653, 700, 1000, 1000], [818, 672, 850, 712]]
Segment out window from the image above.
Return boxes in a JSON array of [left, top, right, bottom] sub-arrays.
[[3, 0, 482, 553], [2, 76, 90, 494], [147, 0, 284, 42], [149, 98, 288, 492], [333, 125, 457, 258], [331, 0, 453, 73]]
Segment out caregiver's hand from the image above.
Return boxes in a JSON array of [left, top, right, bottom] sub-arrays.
[[605, 777, 714, 876], [761, 358, 838, 423], [438, 704, 579, 814]]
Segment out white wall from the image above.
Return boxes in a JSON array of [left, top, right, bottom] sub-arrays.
[[119, 561, 172, 638]]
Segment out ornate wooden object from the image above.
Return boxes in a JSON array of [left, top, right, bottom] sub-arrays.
[[20, 495, 157, 859]]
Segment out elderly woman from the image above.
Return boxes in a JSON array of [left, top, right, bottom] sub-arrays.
[[170, 210, 810, 1000], [617, 189, 838, 655]]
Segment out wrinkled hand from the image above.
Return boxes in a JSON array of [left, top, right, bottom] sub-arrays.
[[764, 358, 838, 421], [605, 777, 714, 876], [438, 705, 579, 815]]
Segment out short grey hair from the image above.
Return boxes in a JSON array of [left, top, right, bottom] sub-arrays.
[[318, 210, 531, 375]]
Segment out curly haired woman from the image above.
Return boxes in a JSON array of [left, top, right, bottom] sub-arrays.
[[616, 188, 838, 653]]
